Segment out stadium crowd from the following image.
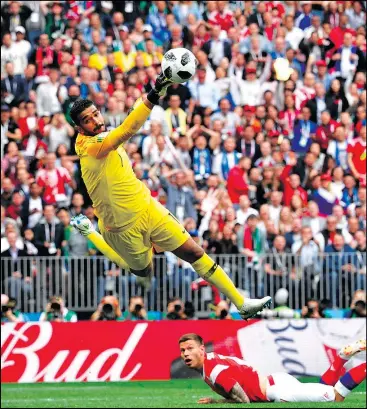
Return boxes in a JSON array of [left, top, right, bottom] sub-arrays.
[[1, 0, 366, 317]]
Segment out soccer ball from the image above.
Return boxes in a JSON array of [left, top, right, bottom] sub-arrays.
[[161, 48, 197, 84]]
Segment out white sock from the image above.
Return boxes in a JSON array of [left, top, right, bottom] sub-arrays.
[[334, 380, 351, 398]]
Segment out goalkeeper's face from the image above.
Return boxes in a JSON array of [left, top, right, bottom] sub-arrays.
[[180, 340, 205, 370], [77, 105, 106, 135]]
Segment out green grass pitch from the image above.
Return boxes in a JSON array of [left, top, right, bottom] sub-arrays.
[[1, 378, 366, 408]]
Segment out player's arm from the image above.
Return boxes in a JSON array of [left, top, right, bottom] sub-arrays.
[[87, 74, 173, 159], [198, 383, 250, 404]]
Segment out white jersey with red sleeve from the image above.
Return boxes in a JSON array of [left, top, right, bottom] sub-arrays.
[[202, 352, 267, 402], [36, 167, 72, 205]]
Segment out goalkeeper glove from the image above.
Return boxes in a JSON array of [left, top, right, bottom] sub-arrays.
[[147, 73, 174, 105], [70, 214, 95, 237]]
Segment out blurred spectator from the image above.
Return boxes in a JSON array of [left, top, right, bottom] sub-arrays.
[[165, 94, 187, 137], [301, 298, 323, 319], [33, 204, 64, 257], [91, 295, 123, 321], [324, 233, 358, 307], [226, 156, 250, 207], [209, 299, 232, 320], [39, 295, 77, 322], [123, 295, 148, 320], [43, 112, 74, 153], [302, 201, 326, 236], [36, 152, 76, 207], [344, 290, 366, 318], [36, 68, 66, 116], [21, 182, 45, 229], [1, 1, 32, 35], [212, 136, 242, 181], [1, 230, 31, 301], [236, 195, 258, 225], [292, 226, 320, 298], [1, 62, 26, 108], [160, 169, 197, 223], [264, 235, 294, 293], [347, 125, 366, 184], [165, 296, 187, 320], [1, 294, 25, 323], [188, 65, 221, 117]]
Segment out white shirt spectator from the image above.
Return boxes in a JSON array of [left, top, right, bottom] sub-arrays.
[[188, 81, 221, 111], [285, 27, 304, 50], [302, 216, 326, 237], [36, 79, 66, 116], [141, 105, 169, 137], [292, 240, 320, 270], [330, 181, 345, 200], [345, 8, 366, 30], [236, 207, 259, 225], [13, 38, 31, 75], [1, 236, 24, 251], [212, 151, 242, 180], [45, 124, 72, 152], [27, 196, 44, 229], [210, 111, 240, 136], [269, 205, 282, 229], [327, 140, 349, 170]]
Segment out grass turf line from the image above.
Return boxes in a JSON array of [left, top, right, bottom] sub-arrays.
[[1, 378, 366, 408]]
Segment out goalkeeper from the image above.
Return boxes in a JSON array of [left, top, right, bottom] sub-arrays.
[[70, 73, 271, 320]]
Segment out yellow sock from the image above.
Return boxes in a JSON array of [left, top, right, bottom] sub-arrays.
[[192, 253, 244, 309], [87, 231, 129, 270]]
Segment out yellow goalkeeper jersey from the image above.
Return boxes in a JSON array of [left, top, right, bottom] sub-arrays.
[[75, 102, 152, 231]]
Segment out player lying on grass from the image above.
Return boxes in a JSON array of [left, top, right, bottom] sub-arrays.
[[179, 333, 366, 403], [69, 73, 271, 320]]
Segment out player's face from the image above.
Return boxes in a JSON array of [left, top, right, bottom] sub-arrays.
[[77, 105, 106, 135], [180, 340, 205, 369]]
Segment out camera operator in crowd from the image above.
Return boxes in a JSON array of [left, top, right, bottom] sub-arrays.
[[123, 295, 148, 320], [39, 295, 77, 322], [209, 300, 233, 320], [301, 297, 325, 319], [91, 295, 123, 321], [165, 297, 188, 320], [345, 290, 366, 318], [1, 294, 25, 323]]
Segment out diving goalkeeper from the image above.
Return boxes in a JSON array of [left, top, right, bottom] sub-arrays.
[[70, 73, 271, 320]]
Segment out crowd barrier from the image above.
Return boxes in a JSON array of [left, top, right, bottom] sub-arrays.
[[1, 253, 366, 314], [1, 319, 365, 383]]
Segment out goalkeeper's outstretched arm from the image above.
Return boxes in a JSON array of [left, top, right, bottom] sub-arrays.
[[86, 74, 173, 159]]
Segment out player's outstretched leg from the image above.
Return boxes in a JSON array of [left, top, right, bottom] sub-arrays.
[[334, 362, 366, 401], [172, 238, 271, 319], [321, 339, 366, 386], [71, 215, 130, 270]]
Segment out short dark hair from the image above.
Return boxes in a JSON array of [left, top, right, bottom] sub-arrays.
[[70, 98, 94, 126], [178, 333, 203, 345]]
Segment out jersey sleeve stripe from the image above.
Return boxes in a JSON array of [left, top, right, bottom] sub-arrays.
[[209, 364, 230, 385]]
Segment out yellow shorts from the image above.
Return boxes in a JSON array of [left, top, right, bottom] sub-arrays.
[[99, 198, 191, 271]]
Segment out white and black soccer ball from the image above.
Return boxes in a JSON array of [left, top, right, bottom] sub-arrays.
[[161, 48, 197, 84]]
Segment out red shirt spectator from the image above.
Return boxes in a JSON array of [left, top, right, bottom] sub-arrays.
[[36, 152, 74, 205], [347, 126, 366, 182], [5, 191, 24, 222], [280, 163, 308, 207], [226, 158, 249, 205], [208, 5, 235, 32], [315, 112, 339, 151]]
